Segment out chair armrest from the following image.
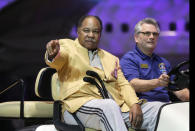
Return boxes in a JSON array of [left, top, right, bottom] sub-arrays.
[[53, 101, 84, 131]]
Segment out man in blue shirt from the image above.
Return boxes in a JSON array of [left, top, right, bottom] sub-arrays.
[[120, 17, 189, 102]]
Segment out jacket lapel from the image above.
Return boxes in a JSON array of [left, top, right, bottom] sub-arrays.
[[98, 49, 112, 80]]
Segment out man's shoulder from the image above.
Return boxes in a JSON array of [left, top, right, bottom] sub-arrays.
[[58, 38, 77, 49], [59, 38, 75, 44], [99, 48, 118, 59], [121, 50, 138, 61], [125, 50, 137, 57]]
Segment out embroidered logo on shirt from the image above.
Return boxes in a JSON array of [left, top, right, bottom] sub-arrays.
[[159, 63, 167, 74], [140, 64, 149, 68]]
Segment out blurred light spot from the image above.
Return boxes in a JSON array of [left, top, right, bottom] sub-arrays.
[[169, 22, 177, 31], [105, 23, 113, 32], [121, 23, 129, 33], [160, 31, 177, 36]]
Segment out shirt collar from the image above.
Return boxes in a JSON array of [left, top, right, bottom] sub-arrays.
[[88, 49, 98, 55], [134, 45, 157, 60]]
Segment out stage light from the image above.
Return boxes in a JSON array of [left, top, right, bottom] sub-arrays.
[[121, 23, 129, 33], [185, 21, 189, 32], [169, 22, 177, 31], [105, 23, 113, 32]]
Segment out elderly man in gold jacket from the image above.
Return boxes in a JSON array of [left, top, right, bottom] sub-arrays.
[[44, 15, 164, 131]]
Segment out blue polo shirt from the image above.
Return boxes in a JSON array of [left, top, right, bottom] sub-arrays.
[[120, 45, 171, 102]]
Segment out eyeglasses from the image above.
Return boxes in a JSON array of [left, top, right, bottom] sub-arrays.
[[138, 31, 159, 37]]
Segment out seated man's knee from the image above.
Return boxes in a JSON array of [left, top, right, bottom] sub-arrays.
[[101, 99, 120, 112], [143, 101, 165, 112], [152, 101, 165, 109]]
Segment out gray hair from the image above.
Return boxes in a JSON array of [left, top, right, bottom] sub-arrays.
[[134, 17, 160, 35]]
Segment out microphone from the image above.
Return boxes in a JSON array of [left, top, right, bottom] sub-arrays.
[[86, 70, 109, 98], [83, 77, 107, 99]]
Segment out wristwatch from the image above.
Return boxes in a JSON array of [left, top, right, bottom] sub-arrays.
[[136, 100, 144, 105]]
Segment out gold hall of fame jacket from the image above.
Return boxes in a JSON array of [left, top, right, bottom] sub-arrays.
[[44, 38, 142, 114]]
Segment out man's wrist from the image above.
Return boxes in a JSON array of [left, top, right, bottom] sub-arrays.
[[136, 99, 145, 105], [136, 101, 142, 105]]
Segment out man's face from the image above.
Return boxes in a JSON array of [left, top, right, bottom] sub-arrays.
[[77, 17, 101, 50], [134, 23, 159, 55]]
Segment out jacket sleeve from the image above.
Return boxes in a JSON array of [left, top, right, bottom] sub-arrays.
[[45, 39, 69, 71], [116, 58, 141, 108]]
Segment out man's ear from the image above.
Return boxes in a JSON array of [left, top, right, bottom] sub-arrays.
[[77, 30, 79, 35], [134, 34, 139, 43], [77, 28, 80, 35]]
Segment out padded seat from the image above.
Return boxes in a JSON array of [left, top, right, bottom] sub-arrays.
[[155, 102, 189, 131], [0, 101, 53, 118]]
